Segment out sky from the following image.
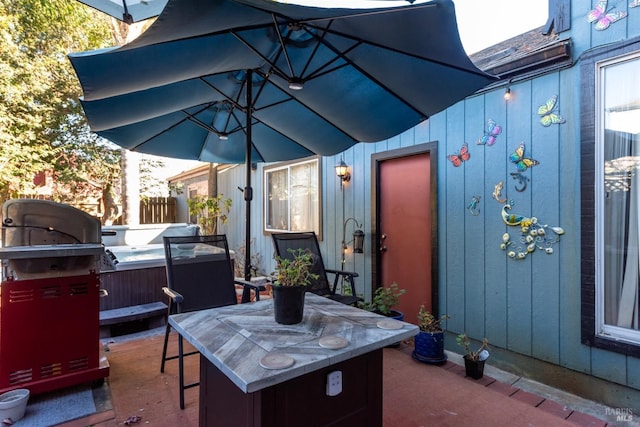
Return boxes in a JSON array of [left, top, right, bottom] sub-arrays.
[[453, 0, 549, 54]]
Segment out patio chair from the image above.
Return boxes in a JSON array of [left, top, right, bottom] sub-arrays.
[[271, 232, 362, 306], [160, 234, 264, 409]]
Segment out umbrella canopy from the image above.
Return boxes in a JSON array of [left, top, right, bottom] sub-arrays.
[[76, 0, 167, 23], [69, 0, 496, 278], [70, 0, 495, 163]]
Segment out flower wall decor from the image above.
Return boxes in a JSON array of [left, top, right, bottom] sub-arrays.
[[499, 204, 565, 260]]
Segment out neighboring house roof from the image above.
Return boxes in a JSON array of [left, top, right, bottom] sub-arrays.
[[167, 163, 239, 184], [167, 164, 211, 183], [470, 26, 572, 86]]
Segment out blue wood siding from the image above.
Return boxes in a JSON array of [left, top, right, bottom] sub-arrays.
[[216, 1, 640, 393]]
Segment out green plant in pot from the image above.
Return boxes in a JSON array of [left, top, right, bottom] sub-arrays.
[[412, 306, 449, 365], [272, 248, 318, 325], [359, 283, 406, 320], [456, 333, 490, 379], [359, 283, 406, 347]]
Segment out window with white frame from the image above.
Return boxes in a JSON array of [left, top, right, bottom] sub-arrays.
[[263, 157, 321, 236], [595, 52, 640, 346]]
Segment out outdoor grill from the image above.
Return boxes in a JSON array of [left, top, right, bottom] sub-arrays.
[[0, 199, 109, 395]]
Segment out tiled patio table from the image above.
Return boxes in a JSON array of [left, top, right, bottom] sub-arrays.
[[169, 292, 418, 427]]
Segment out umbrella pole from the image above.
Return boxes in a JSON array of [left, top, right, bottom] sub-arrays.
[[244, 70, 253, 283]]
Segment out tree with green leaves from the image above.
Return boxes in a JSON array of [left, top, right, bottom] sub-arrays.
[[0, 0, 123, 221]]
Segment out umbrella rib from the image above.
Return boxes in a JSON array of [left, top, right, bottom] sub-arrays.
[[271, 15, 296, 79], [308, 21, 492, 80], [302, 22, 431, 118], [232, 31, 291, 84], [192, 76, 319, 153], [183, 109, 226, 137], [125, 104, 213, 153]]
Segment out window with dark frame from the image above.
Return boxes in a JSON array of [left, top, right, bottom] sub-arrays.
[[581, 36, 640, 357]]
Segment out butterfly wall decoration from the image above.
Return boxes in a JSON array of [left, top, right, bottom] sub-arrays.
[[447, 143, 470, 167], [510, 142, 540, 172], [538, 95, 566, 127], [477, 119, 502, 146], [587, 0, 628, 30]]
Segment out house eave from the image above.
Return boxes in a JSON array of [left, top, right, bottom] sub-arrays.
[[483, 39, 573, 80]]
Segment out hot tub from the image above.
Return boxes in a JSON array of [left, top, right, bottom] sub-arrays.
[[99, 241, 235, 312], [99, 245, 167, 311], [104, 244, 166, 271], [99, 224, 199, 312]]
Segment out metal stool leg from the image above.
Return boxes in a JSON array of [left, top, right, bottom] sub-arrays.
[[178, 334, 185, 410], [160, 304, 172, 373]]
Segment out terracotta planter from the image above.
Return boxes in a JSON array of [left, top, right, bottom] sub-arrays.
[[412, 331, 447, 364], [272, 286, 306, 324], [463, 355, 485, 379]]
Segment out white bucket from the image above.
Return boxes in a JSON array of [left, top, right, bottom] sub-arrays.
[[0, 389, 30, 422]]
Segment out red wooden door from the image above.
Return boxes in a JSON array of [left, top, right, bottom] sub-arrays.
[[379, 152, 432, 324]]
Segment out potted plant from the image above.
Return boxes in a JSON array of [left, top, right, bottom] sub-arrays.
[[412, 305, 449, 364], [456, 333, 490, 379], [271, 248, 318, 324], [359, 282, 406, 320], [359, 283, 405, 347]]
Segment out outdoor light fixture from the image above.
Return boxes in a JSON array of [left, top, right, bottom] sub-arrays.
[[504, 87, 511, 101], [335, 159, 351, 191], [342, 217, 364, 266], [219, 133, 229, 140], [504, 79, 513, 101], [352, 228, 365, 253], [288, 78, 304, 90]]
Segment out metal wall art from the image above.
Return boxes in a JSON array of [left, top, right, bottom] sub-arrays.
[[587, 0, 627, 30], [477, 119, 502, 146], [510, 172, 530, 192], [492, 181, 508, 204], [467, 195, 481, 216], [537, 95, 566, 127], [510, 142, 539, 172], [499, 204, 565, 260], [448, 143, 470, 167]]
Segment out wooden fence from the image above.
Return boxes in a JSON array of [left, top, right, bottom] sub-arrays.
[[8, 195, 177, 224], [140, 197, 177, 224]]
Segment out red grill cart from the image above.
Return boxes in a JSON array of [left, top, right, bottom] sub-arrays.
[[0, 200, 109, 395]]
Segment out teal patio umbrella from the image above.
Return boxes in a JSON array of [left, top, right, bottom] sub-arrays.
[[69, 0, 496, 278]]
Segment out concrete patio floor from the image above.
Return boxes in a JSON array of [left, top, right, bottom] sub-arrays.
[[58, 328, 625, 427]]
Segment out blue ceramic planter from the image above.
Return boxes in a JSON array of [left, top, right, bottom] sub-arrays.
[[412, 331, 447, 365]]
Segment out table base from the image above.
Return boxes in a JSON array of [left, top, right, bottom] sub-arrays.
[[199, 349, 383, 427]]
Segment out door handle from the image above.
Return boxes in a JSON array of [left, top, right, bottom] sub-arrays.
[[380, 234, 387, 252]]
